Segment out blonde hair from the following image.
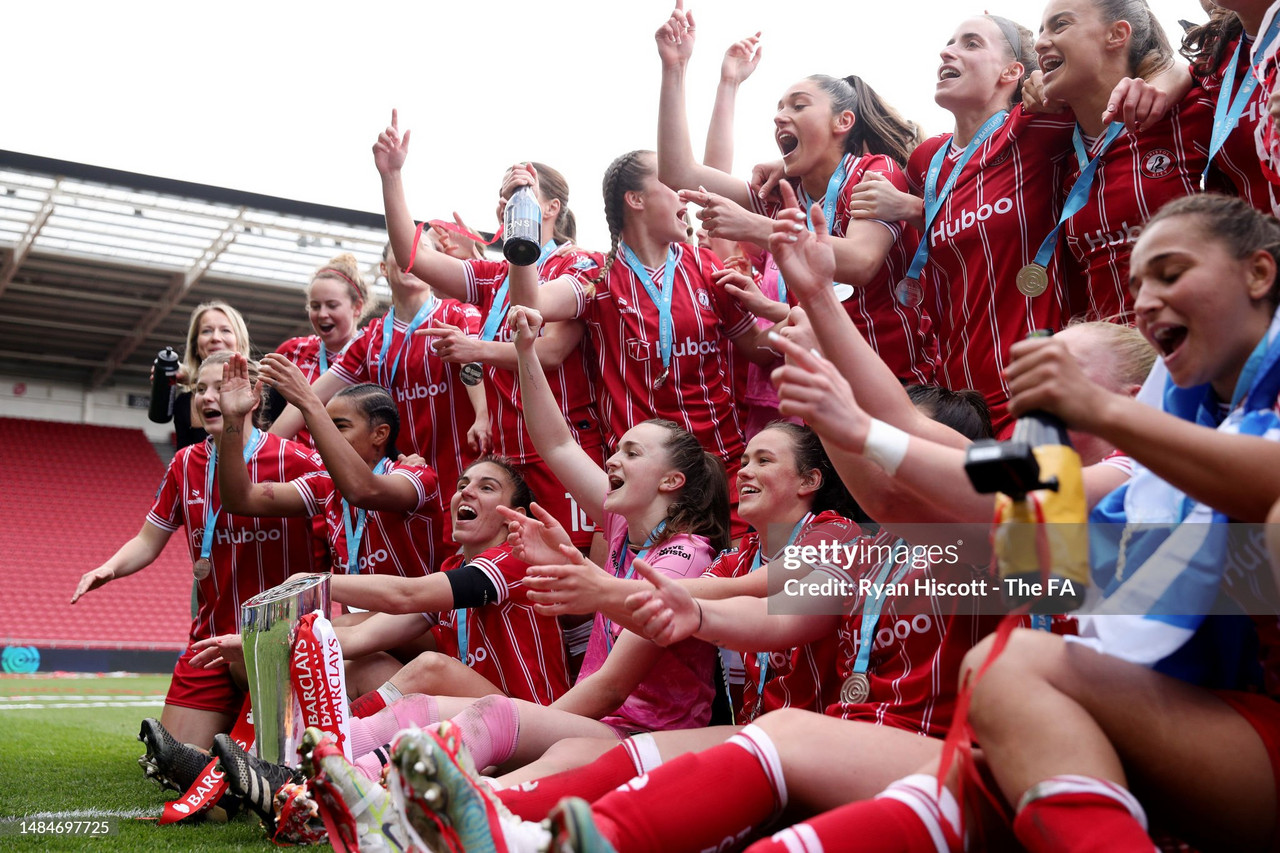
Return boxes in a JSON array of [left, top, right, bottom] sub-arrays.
[[1066, 319, 1156, 389], [310, 252, 375, 323], [182, 300, 252, 385]]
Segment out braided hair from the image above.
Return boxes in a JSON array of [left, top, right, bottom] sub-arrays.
[[593, 150, 655, 288]]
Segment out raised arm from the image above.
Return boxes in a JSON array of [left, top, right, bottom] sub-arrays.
[[499, 164, 582, 321], [654, 2, 753, 205], [769, 183, 968, 449], [702, 32, 762, 171], [511, 304, 609, 524], [373, 109, 469, 301], [268, 370, 347, 440], [218, 355, 308, 517], [259, 353, 421, 512]]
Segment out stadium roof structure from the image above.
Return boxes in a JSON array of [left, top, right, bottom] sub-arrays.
[[0, 150, 396, 390]]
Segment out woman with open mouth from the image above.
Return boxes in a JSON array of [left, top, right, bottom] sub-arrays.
[[652, 1, 934, 387], [73, 350, 327, 756], [372, 113, 607, 558]]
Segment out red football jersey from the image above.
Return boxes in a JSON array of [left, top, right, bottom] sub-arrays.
[[433, 544, 571, 706], [462, 251, 605, 461], [1060, 92, 1212, 322], [330, 300, 479, 517], [821, 528, 1003, 737], [752, 153, 936, 384], [706, 511, 858, 724], [275, 334, 361, 447], [293, 464, 443, 577], [1195, 34, 1273, 213], [906, 108, 1076, 434], [146, 433, 327, 641], [569, 242, 752, 466]]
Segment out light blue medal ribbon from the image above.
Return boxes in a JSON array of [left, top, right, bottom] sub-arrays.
[[199, 428, 265, 567], [619, 244, 678, 388], [342, 457, 391, 575], [1203, 24, 1280, 190], [603, 519, 668, 650], [897, 110, 1008, 306], [845, 541, 911, 704], [480, 239, 559, 342], [318, 344, 328, 374], [777, 157, 851, 305], [747, 513, 812, 719], [376, 297, 439, 388], [1018, 122, 1125, 294]]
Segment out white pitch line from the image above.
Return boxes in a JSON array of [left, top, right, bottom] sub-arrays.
[[2, 808, 156, 820], [0, 701, 163, 710], [3, 695, 167, 702]]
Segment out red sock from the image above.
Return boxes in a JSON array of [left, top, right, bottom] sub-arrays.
[[498, 744, 640, 821], [591, 725, 786, 853], [349, 690, 388, 719], [1013, 776, 1155, 853], [744, 774, 962, 853]]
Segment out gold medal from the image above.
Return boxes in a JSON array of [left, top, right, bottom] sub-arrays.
[[1016, 263, 1049, 298], [839, 672, 871, 705], [193, 557, 212, 581], [459, 362, 483, 387], [654, 367, 670, 390], [894, 277, 923, 308]]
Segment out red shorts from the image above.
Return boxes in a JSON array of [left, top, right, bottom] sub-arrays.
[[164, 648, 246, 715], [517, 446, 607, 548], [1215, 689, 1280, 845]]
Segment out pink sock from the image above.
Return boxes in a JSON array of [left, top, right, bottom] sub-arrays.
[[353, 752, 383, 783], [448, 695, 519, 771], [349, 694, 439, 757]]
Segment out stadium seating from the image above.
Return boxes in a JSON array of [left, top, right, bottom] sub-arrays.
[[0, 417, 191, 650]]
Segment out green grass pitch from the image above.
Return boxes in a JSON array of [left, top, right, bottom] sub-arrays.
[[0, 674, 275, 851]]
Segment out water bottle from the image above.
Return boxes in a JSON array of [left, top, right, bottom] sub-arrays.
[[148, 347, 181, 424], [503, 185, 542, 266], [964, 332, 1089, 612]]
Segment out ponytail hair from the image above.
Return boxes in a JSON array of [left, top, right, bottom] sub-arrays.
[[986, 15, 1039, 106], [332, 382, 400, 459], [760, 421, 863, 520], [311, 252, 375, 323], [530, 162, 577, 245], [1180, 6, 1242, 78], [808, 75, 921, 168], [1092, 0, 1174, 78], [646, 418, 732, 553], [594, 150, 655, 288]]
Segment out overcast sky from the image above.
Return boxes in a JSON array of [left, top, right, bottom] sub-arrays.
[[5, 0, 1205, 252]]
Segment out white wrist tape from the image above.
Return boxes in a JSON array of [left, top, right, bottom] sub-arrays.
[[863, 418, 910, 476]]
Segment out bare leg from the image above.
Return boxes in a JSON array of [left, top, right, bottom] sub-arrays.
[[345, 651, 404, 698], [158, 703, 234, 750], [388, 651, 505, 699], [966, 627, 1276, 849]]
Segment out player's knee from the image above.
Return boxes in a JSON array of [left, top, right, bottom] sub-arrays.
[[753, 706, 818, 740]]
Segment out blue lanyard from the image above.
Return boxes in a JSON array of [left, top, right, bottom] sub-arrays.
[[200, 429, 264, 562], [619, 244, 677, 377], [1028, 122, 1125, 268], [748, 514, 811, 712], [341, 458, 391, 574], [904, 110, 1008, 280], [777, 157, 851, 304], [852, 541, 912, 679], [603, 520, 668, 650], [1203, 26, 1280, 188], [318, 344, 328, 374], [481, 240, 558, 342], [376, 298, 439, 388]]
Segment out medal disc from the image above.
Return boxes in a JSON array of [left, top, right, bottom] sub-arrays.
[[193, 557, 212, 581], [1016, 264, 1049, 298], [840, 672, 871, 705], [459, 362, 484, 386], [653, 368, 670, 390], [894, 277, 923, 308], [832, 283, 856, 302]]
